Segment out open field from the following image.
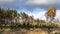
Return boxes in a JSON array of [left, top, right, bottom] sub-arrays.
[[0, 28, 60, 34]]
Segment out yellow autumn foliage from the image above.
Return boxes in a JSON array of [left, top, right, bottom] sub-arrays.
[[45, 6, 56, 21]]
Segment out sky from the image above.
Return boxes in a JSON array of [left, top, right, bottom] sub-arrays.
[[0, 0, 60, 20]]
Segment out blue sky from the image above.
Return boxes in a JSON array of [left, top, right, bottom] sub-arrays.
[[0, 0, 60, 20]]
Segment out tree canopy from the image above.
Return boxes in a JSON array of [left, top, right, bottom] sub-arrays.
[[45, 6, 56, 22]]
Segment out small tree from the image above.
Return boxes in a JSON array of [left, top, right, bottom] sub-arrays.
[[45, 6, 56, 22]]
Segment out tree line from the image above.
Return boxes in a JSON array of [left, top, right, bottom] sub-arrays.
[[0, 8, 17, 24], [0, 6, 58, 28]]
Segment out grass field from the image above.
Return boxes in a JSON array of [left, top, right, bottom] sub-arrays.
[[0, 22, 60, 34]]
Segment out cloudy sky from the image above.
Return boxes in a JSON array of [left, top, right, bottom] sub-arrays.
[[0, 0, 60, 20]]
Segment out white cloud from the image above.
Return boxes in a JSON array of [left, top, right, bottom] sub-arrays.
[[26, 0, 47, 5], [55, 10, 60, 20], [25, 0, 60, 5], [25, 0, 48, 5], [27, 11, 46, 20]]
